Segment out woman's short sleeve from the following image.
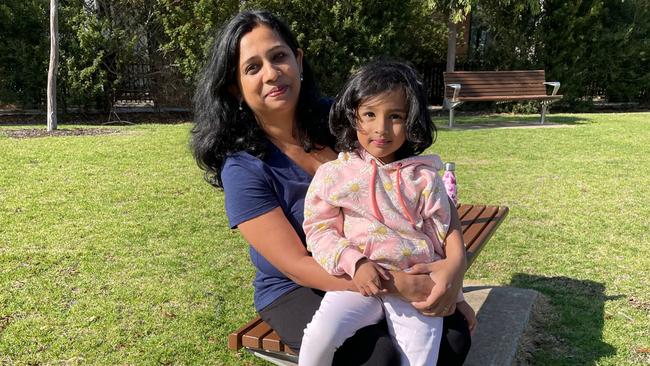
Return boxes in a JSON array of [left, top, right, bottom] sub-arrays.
[[221, 155, 279, 229]]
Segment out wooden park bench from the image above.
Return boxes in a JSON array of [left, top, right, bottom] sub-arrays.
[[443, 70, 562, 127], [228, 203, 509, 366]]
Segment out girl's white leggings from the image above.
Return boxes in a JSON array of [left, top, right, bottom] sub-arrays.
[[299, 291, 442, 366]]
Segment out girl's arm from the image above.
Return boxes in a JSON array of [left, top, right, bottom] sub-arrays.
[[408, 165, 468, 314], [238, 207, 436, 297], [408, 198, 466, 315], [303, 184, 366, 278]]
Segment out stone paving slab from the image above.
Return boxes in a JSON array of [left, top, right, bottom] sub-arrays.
[[463, 284, 540, 366]]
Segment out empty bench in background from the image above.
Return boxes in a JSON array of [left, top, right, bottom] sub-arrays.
[[443, 70, 562, 127], [228, 203, 510, 366]]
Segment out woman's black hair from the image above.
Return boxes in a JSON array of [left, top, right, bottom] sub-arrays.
[[329, 60, 436, 160], [191, 10, 332, 188]]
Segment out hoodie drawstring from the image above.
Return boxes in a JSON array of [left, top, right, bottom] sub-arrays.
[[395, 163, 417, 229], [369, 159, 384, 223], [369, 160, 417, 229]]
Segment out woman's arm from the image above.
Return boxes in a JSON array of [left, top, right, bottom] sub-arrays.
[[407, 198, 467, 316], [238, 207, 435, 299], [237, 207, 357, 292]]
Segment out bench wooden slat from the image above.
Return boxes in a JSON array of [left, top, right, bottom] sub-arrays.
[[444, 70, 545, 78], [228, 317, 264, 350], [445, 69, 545, 74], [445, 77, 546, 85], [228, 203, 509, 361], [448, 88, 548, 95], [283, 343, 297, 355], [262, 330, 298, 355], [242, 320, 273, 349], [455, 95, 562, 102], [459, 204, 485, 223], [466, 206, 509, 266], [262, 330, 283, 351], [445, 78, 546, 85], [456, 202, 472, 220], [463, 205, 494, 247], [445, 78, 545, 85], [448, 87, 547, 94]]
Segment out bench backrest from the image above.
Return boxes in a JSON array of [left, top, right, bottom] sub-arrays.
[[444, 70, 547, 99]]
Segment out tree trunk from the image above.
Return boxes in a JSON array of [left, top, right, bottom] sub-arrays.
[[47, 0, 58, 131], [446, 17, 457, 72]]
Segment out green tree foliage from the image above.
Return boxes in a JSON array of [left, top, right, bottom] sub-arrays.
[[152, 0, 449, 96], [155, 0, 240, 84], [0, 0, 49, 106], [1, 0, 647, 109], [470, 0, 649, 104], [242, 0, 448, 95], [59, 0, 159, 110]]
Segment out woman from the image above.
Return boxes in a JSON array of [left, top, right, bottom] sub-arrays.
[[192, 10, 471, 365]]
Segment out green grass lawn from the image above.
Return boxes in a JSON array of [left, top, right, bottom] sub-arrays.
[[1, 112, 648, 365]]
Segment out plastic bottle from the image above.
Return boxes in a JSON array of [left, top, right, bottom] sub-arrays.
[[443, 162, 458, 205]]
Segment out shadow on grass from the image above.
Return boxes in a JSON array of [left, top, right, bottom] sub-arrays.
[[509, 274, 618, 365]]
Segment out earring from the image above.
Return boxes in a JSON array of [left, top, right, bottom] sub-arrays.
[[238, 99, 243, 111], [300, 73, 304, 82]]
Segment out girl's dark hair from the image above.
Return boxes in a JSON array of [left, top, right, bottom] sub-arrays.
[[191, 10, 332, 188], [329, 60, 436, 160]]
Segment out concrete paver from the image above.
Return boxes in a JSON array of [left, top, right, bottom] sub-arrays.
[[463, 284, 540, 366]]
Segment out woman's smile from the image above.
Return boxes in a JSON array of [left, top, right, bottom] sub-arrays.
[[266, 85, 288, 98]]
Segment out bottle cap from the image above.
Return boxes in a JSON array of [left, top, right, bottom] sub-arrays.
[[444, 162, 455, 171]]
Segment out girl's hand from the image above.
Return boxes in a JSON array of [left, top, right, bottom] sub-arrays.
[[353, 259, 390, 297], [406, 259, 464, 316], [456, 300, 477, 336]]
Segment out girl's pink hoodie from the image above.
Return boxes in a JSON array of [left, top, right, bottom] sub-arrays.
[[304, 149, 452, 278]]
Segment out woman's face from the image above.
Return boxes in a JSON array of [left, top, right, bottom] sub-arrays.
[[235, 24, 303, 121]]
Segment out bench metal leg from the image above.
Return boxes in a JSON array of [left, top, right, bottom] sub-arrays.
[[449, 108, 455, 128], [540, 99, 560, 124], [540, 103, 547, 124], [443, 99, 462, 128]]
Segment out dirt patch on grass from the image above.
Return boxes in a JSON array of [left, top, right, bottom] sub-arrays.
[[3, 128, 123, 139], [515, 294, 566, 365], [628, 296, 650, 312], [0, 315, 12, 334]]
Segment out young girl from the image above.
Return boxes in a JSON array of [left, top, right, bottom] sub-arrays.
[[300, 61, 476, 366]]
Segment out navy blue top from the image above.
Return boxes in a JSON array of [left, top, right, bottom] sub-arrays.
[[222, 143, 312, 311]]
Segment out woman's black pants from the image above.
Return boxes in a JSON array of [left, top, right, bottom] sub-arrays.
[[259, 287, 471, 365]]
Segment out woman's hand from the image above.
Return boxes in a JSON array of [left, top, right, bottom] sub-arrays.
[[405, 198, 467, 316], [385, 271, 432, 302], [405, 259, 464, 316]]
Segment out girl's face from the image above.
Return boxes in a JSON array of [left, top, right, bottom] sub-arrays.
[[355, 88, 408, 164], [235, 24, 303, 122]]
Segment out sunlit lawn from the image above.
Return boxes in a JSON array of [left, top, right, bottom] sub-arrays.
[[1, 112, 648, 365]]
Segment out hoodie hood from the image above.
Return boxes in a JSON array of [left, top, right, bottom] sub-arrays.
[[355, 148, 444, 171], [350, 148, 444, 228]]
